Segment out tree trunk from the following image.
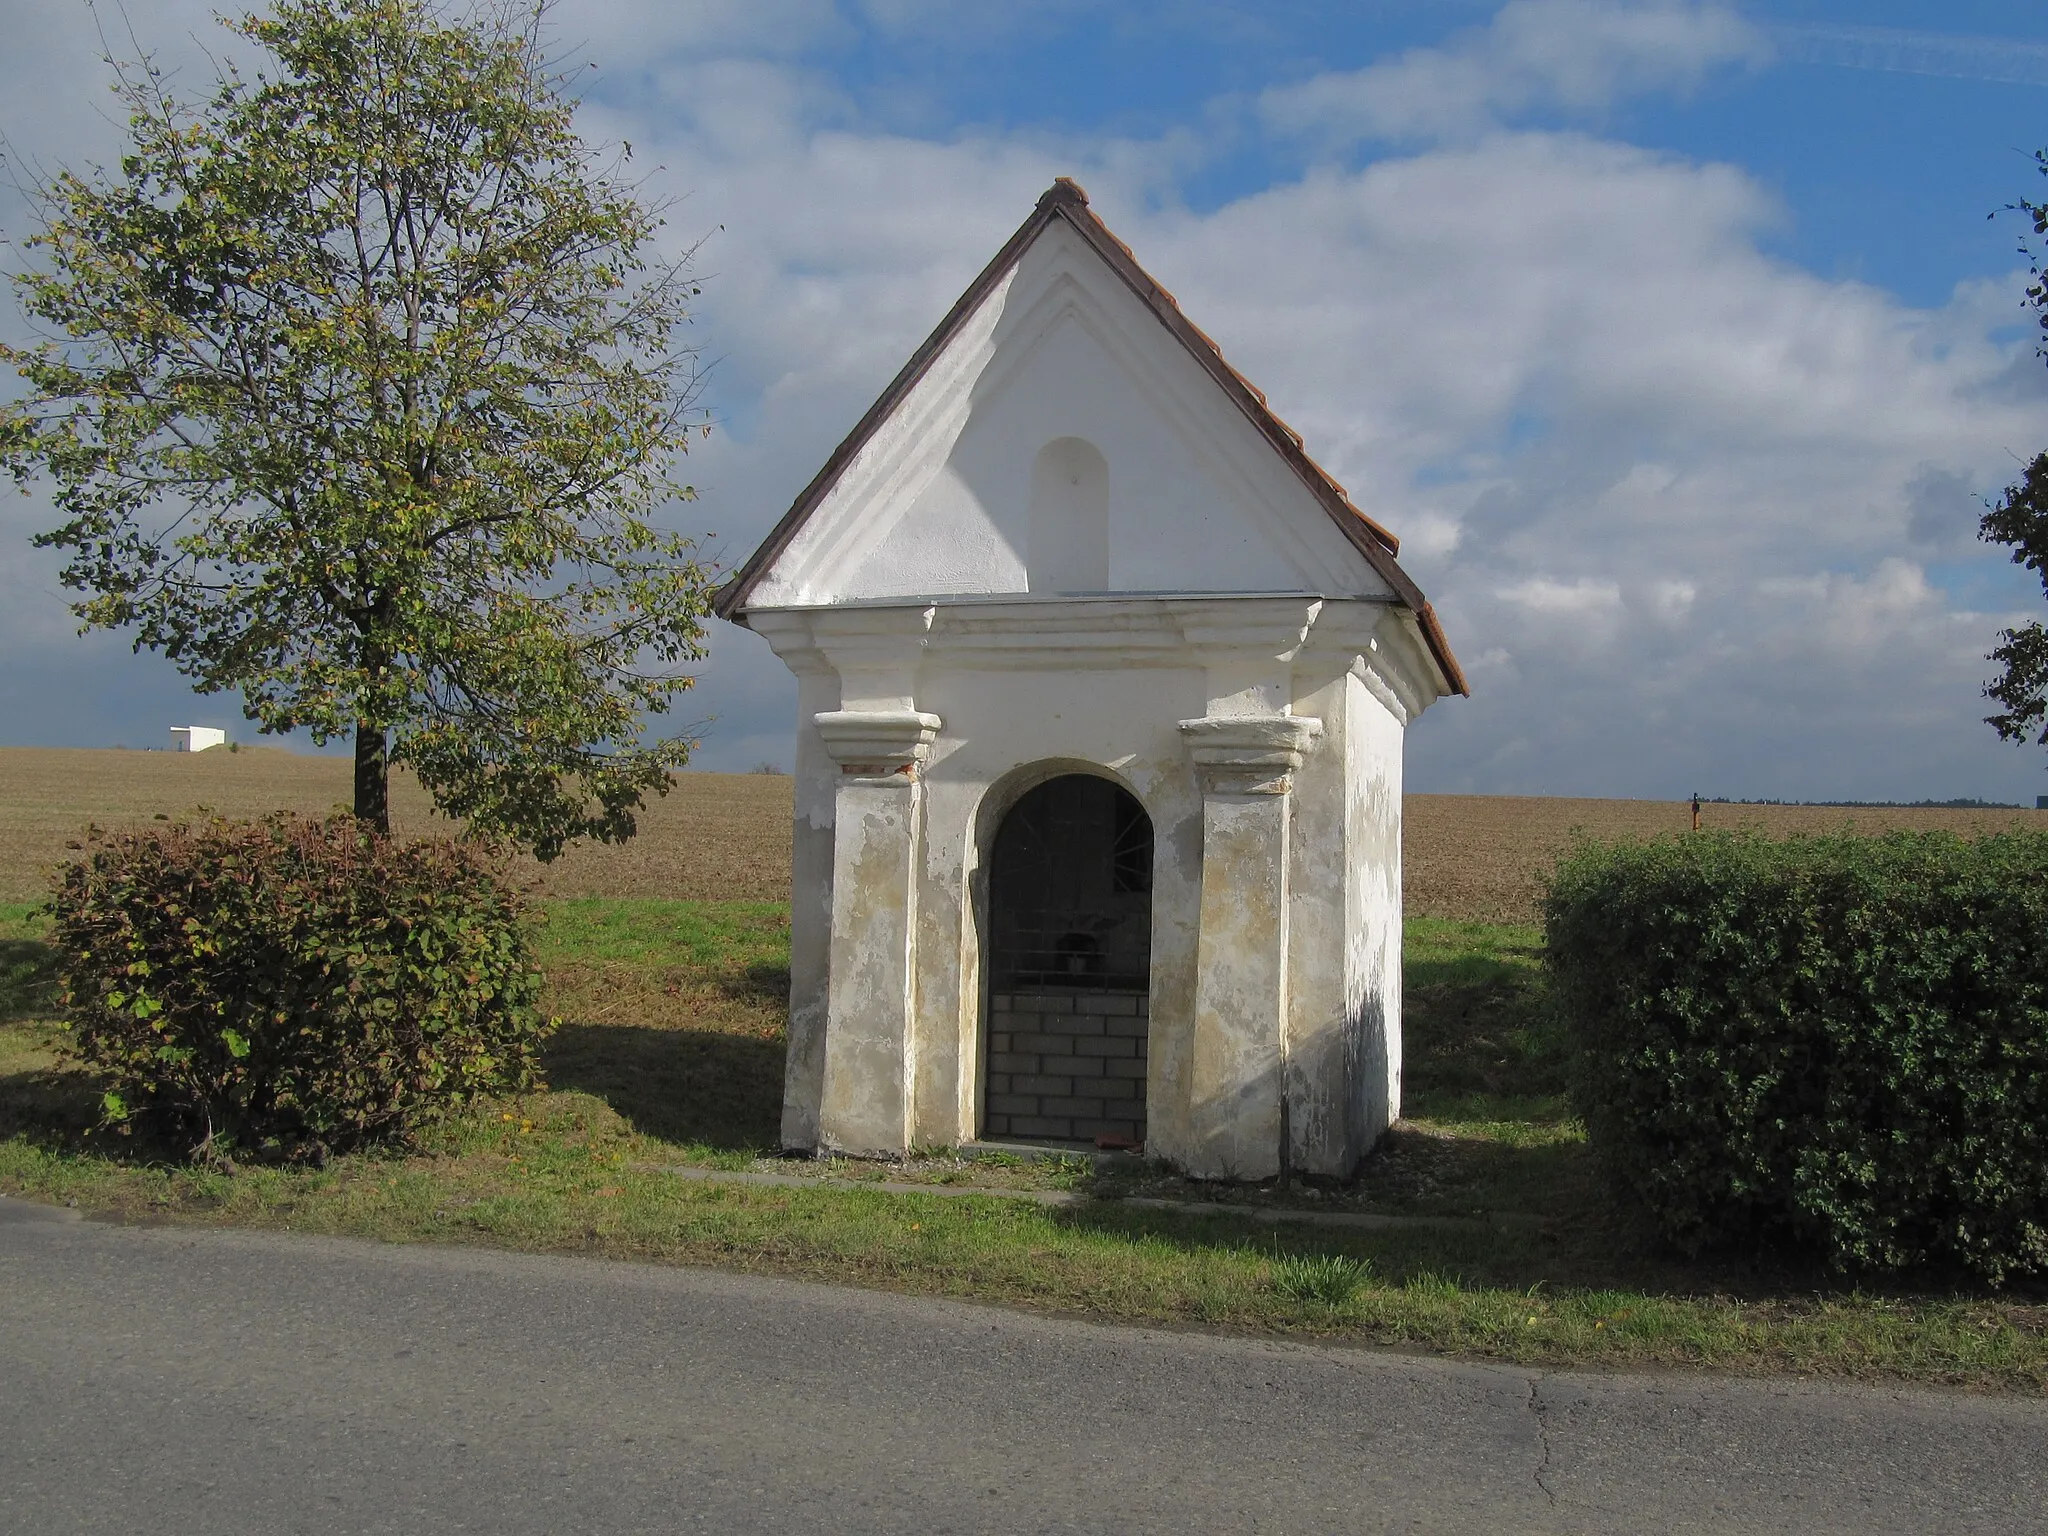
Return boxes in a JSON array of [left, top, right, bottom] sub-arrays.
[[354, 720, 391, 836]]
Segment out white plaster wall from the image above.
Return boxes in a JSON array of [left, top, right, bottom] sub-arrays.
[[1283, 665, 1356, 1174], [906, 658, 1211, 1156], [781, 666, 841, 1150], [941, 301, 1304, 594], [1028, 436, 1109, 592], [1344, 665, 1407, 1150], [750, 222, 1396, 608]]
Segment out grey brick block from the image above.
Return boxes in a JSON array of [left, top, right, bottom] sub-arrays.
[[1076, 993, 1137, 1015], [1103, 1056, 1148, 1079], [1042, 1014, 1104, 1038], [1015, 1074, 1073, 1096], [987, 1072, 1011, 1095], [986, 1093, 1039, 1116], [1019, 1033, 1077, 1057], [988, 1052, 1039, 1074], [1104, 1014, 1149, 1038], [1042, 1095, 1105, 1118], [986, 1031, 1012, 1053], [1074, 1035, 1133, 1058]]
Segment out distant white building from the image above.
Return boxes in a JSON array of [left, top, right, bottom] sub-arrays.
[[716, 180, 1465, 1181], [169, 726, 227, 752]]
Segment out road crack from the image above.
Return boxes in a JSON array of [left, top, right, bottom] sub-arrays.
[[1526, 1374, 1557, 1506]]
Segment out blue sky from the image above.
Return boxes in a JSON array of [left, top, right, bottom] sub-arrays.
[[5, 1, 2048, 802]]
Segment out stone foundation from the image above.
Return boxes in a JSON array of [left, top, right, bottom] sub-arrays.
[[982, 989, 1149, 1145]]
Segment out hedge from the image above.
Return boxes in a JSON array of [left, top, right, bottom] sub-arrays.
[[1544, 830, 2048, 1282], [48, 814, 552, 1163]]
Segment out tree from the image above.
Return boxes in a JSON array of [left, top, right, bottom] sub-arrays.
[[1981, 148, 2048, 759], [1980, 451, 2048, 754], [1, 0, 714, 858]]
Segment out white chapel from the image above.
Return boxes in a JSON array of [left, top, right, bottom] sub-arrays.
[[715, 179, 1465, 1181]]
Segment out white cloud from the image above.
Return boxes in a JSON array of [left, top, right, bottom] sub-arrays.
[[1101, 132, 2045, 797], [4, 1, 2048, 803], [1260, 0, 1765, 146], [1647, 579, 1695, 623], [1498, 575, 1626, 614]]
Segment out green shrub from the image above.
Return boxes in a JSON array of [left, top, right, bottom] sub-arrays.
[[48, 814, 552, 1162], [1544, 831, 2048, 1282]]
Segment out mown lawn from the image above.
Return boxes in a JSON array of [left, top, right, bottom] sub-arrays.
[[2, 899, 2043, 1390]]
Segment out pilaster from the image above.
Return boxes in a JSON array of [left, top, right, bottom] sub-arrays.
[[814, 708, 942, 1157], [1178, 713, 1322, 1179]]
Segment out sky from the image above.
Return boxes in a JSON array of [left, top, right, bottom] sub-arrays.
[[3, 0, 2048, 802]]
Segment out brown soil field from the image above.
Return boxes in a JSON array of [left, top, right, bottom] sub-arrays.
[[1403, 794, 2048, 922], [0, 747, 791, 905], [3, 746, 2044, 919]]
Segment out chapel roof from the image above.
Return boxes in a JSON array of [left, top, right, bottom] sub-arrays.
[[713, 178, 1467, 697]]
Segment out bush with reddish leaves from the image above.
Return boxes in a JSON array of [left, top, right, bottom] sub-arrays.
[[48, 814, 551, 1162]]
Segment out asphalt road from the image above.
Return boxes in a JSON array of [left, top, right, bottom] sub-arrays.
[[3, 1193, 2045, 1535]]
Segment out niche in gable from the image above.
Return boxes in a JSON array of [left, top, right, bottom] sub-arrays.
[[1028, 436, 1108, 593]]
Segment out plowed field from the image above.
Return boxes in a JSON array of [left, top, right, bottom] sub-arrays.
[[3, 746, 2042, 920], [1401, 794, 2047, 921], [0, 747, 792, 904]]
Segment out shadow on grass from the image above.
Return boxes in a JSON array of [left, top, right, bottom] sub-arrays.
[[1355, 945, 2048, 1304], [1402, 947, 1567, 1121], [1044, 1155, 1955, 1306], [543, 1021, 785, 1153], [722, 962, 791, 1008], [0, 1061, 101, 1150], [0, 936, 61, 1026], [0, 934, 104, 1154]]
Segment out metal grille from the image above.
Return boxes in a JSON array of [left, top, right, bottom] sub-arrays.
[[987, 775, 1153, 992]]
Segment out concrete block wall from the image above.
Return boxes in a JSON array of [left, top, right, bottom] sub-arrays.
[[982, 989, 1148, 1145]]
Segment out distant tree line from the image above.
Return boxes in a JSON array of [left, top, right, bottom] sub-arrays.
[[1701, 796, 2027, 810]]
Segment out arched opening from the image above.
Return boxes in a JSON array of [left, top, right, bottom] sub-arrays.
[[1028, 436, 1108, 593], [982, 773, 1152, 1148]]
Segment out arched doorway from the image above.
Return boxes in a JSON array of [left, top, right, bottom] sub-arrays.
[[982, 773, 1152, 1147]]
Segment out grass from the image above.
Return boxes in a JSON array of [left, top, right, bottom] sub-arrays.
[[2, 898, 2044, 1391], [1272, 1251, 1373, 1306], [1371, 918, 1592, 1224]]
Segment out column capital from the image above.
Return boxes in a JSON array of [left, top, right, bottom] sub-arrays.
[[815, 708, 943, 781], [1179, 715, 1323, 796]]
